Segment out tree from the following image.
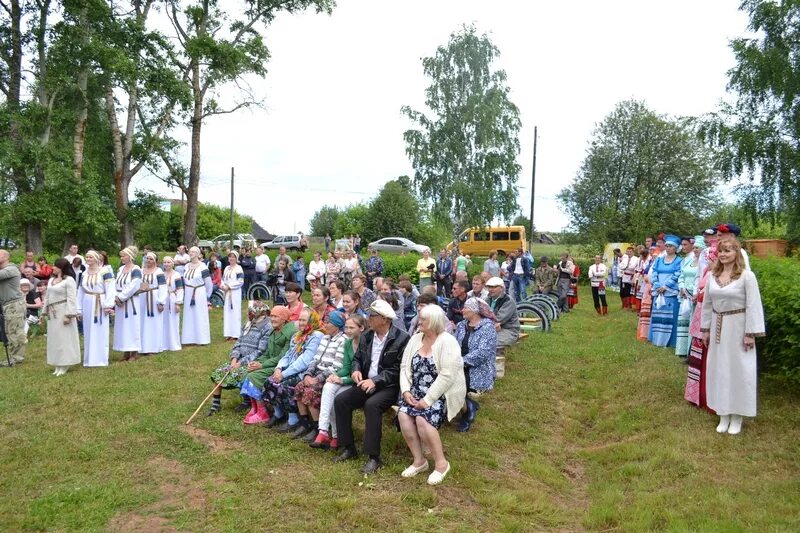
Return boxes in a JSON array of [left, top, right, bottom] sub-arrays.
[[309, 205, 340, 237], [402, 25, 521, 238], [333, 203, 368, 239], [698, 0, 800, 243], [362, 179, 420, 242], [558, 100, 719, 244], [161, 0, 334, 246]]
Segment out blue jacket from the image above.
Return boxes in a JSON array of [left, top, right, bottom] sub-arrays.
[[511, 255, 531, 278], [454, 318, 497, 391], [436, 257, 453, 278], [276, 331, 323, 378]]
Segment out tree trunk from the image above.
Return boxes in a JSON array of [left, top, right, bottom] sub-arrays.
[[105, 88, 135, 248], [183, 58, 203, 247], [73, 67, 89, 181]]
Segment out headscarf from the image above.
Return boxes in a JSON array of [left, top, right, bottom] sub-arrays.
[[327, 310, 346, 329], [464, 297, 495, 321], [121, 246, 138, 261], [693, 235, 706, 250], [663, 235, 681, 248], [85, 250, 101, 264], [270, 305, 291, 323], [293, 309, 322, 351], [228, 250, 239, 261], [145, 251, 158, 263], [717, 222, 742, 236], [243, 300, 270, 336]]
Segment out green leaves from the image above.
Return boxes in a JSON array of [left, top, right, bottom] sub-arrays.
[[558, 100, 719, 245], [403, 24, 521, 234]]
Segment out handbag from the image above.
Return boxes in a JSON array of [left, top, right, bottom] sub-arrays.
[[679, 297, 692, 318], [654, 294, 666, 309]]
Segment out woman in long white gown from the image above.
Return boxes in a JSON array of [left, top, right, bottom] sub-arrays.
[[161, 256, 183, 352], [44, 258, 81, 376], [182, 246, 213, 345], [701, 239, 765, 436], [139, 252, 168, 355], [77, 250, 115, 367], [221, 251, 244, 340], [113, 246, 143, 361]]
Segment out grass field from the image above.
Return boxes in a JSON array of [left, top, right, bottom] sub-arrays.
[[0, 286, 798, 531]]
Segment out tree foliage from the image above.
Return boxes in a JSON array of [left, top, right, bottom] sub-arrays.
[[362, 179, 420, 242], [402, 25, 521, 235], [558, 100, 720, 244], [309, 205, 340, 236], [698, 0, 800, 243]]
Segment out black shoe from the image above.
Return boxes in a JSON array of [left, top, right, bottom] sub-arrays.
[[457, 417, 472, 433], [233, 400, 251, 412], [361, 457, 383, 474], [333, 447, 358, 463], [466, 399, 480, 423], [205, 406, 220, 417], [277, 421, 299, 433], [265, 415, 285, 429], [290, 425, 311, 439], [302, 429, 319, 443]]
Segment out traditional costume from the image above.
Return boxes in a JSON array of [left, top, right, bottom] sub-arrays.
[[139, 258, 167, 354], [113, 248, 143, 352], [222, 257, 244, 339], [648, 236, 683, 348], [44, 276, 81, 372], [181, 260, 213, 345], [77, 253, 116, 367], [162, 269, 183, 351]]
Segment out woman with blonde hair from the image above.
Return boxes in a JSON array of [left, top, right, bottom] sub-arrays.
[[398, 304, 466, 485], [221, 251, 244, 340], [139, 251, 167, 355], [77, 250, 115, 366], [114, 246, 143, 361], [161, 256, 183, 352], [701, 238, 765, 435], [182, 246, 213, 345]]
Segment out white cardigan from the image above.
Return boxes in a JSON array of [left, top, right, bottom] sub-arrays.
[[400, 332, 466, 421]]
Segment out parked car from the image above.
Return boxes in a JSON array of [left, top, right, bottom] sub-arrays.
[[202, 233, 257, 252], [0, 237, 17, 250], [367, 237, 428, 254], [261, 235, 306, 252]]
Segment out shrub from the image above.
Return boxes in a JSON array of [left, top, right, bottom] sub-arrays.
[[751, 257, 800, 384]]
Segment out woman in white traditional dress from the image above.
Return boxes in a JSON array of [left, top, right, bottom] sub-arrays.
[[161, 256, 183, 352], [221, 250, 244, 340], [114, 246, 143, 361], [77, 250, 115, 367], [43, 258, 81, 376], [139, 251, 167, 355], [182, 246, 213, 346], [701, 239, 765, 436]]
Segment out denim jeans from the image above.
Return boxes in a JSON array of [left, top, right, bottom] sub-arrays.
[[512, 274, 527, 303]]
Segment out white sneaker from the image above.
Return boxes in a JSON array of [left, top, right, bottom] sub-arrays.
[[427, 462, 450, 485], [727, 415, 743, 435], [401, 461, 429, 478], [716, 415, 731, 433]]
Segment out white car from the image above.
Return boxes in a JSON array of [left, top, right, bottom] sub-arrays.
[[201, 233, 257, 251], [262, 235, 306, 251], [367, 237, 428, 254]]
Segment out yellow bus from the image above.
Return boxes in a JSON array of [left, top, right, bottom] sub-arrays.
[[447, 226, 527, 257]]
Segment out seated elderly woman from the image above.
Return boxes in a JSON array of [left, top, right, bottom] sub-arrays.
[[235, 306, 298, 424], [453, 298, 498, 432], [398, 304, 466, 486], [207, 301, 274, 416], [262, 309, 324, 432], [291, 310, 348, 441]]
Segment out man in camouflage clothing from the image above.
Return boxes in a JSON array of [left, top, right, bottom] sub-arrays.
[[0, 250, 27, 366]]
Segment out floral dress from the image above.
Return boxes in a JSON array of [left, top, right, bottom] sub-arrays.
[[398, 353, 447, 429]]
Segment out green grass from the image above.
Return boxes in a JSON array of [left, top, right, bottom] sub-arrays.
[[1, 286, 798, 531]]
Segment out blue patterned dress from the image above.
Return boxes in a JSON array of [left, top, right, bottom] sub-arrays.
[[398, 353, 447, 429]]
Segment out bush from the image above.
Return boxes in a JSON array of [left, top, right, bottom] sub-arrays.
[[751, 257, 800, 384]]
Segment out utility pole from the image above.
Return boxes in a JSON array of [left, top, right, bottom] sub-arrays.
[[229, 167, 235, 250], [529, 126, 537, 249]]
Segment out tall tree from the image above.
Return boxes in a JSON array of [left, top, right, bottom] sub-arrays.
[[309, 205, 340, 237], [162, 0, 334, 246], [699, 0, 800, 243], [362, 179, 420, 242], [558, 100, 719, 244], [402, 25, 521, 237]]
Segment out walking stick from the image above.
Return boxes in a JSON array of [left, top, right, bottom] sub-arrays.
[[185, 370, 230, 425]]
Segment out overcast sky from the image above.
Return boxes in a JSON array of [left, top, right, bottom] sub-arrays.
[[136, 0, 750, 238]]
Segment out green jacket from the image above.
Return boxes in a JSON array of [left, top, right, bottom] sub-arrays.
[[247, 322, 298, 389], [336, 338, 357, 385]]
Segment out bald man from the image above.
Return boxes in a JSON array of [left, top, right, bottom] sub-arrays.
[[0, 250, 27, 366]]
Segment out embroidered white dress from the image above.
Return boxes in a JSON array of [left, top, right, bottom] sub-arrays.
[[701, 270, 765, 417], [77, 268, 116, 366], [113, 266, 143, 352], [162, 271, 183, 351], [138, 268, 167, 353], [181, 262, 213, 345], [222, 264, 244, 338], [44, 277, 81, 367]]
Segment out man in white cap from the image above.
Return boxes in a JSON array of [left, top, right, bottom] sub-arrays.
[[485, 276, 520, 348], [333, 299, 411, 474]]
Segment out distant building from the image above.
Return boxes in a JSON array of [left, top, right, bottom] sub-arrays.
[[252, 221, 276, 243]]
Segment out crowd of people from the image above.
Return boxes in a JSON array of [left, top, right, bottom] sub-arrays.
[[611, 225, 766, 436]]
